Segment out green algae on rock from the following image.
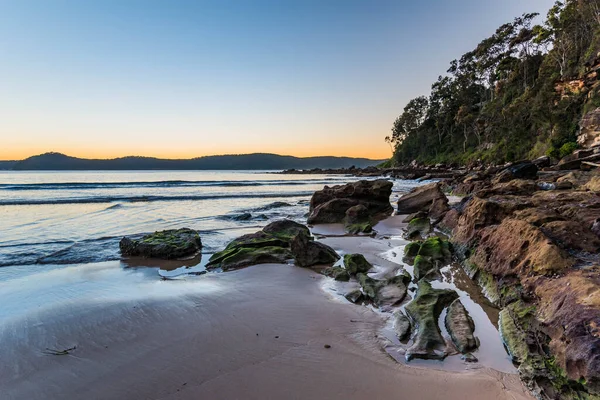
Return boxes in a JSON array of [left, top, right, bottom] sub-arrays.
[[403, 217, 432, 239], [393, 310, 411, 341], [119, 228, 201, 260], [322, 266, 350, 282], [405, 281, 458, 361], [343, 254, 373, 275]]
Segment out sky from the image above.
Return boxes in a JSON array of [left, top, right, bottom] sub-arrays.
[[0, 0, 556, 161]]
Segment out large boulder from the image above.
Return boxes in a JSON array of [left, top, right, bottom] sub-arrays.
[[344, 204, 373, 234], [119, 228, 201, 259], [307, 180, 393, 226], [491, 161, 538, 184], [207, 219, 338, 271], [405, 281, 459, 361], [396, 182, 448, 215]]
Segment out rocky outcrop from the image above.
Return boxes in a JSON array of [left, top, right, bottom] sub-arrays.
[[396, 182, 448, 215], [445, 299, 479, 354], [443, 168, 600, 398], [207, 220, 339, 271], [307, 180, 393, 228], [578, 108, 600, 148], [119, 228, 201, 259], [343, 254, 373, 275], [405, 281, 458, 361]]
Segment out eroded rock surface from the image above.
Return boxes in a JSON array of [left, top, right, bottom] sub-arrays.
[[445, 299, 479, 354]]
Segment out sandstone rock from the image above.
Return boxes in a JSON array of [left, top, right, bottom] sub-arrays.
[[344, 204, 373, 234], [307, 180, 393, 225], [541, 220, 600, 253], [445, 299, 479, 354], [397, 182, 447, 215], [402, 210, 428, 223], [578, 107, 600, 148], [405, 281, 458, 361], [491, 161, 538, 185], [119, 228, 201, 259], [478, 179, 538, 197], [437, 209, 460, 233]]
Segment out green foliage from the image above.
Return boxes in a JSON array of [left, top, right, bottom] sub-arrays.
[[387, 1, 600, 165], [559, 141, 579, 157]]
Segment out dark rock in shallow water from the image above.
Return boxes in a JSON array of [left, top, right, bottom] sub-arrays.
[[207, 219, 338, 271], [231, 213, 252, 221], [344, 204, 373, 234], [445, 299, 479, 354], [119, 228, 201, 260], [307, 180, 393, 226], [393, 310, 411, 340], [405, 281, 458, 361], [322, 266, 350, 282], [290, 233, 340, 268], [343, 254, 373, 275]]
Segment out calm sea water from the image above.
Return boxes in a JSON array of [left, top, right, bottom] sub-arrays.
[[0, 171, 422, 268]]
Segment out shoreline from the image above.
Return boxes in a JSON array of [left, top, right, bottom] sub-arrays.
[[0, 260, 532, 400]]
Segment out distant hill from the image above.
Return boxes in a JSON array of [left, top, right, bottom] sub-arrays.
[[0, 161, 17, 170], [10, 152, 384, 171]]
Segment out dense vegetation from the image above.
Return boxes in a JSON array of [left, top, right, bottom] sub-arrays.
[[387, 0, 600, 165]]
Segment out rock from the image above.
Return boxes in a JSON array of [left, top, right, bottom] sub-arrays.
[[417, 237, 452, 263], [307, 180, 393, 225], [357, 273, 410, 307], [491, 161, 538, 184], [344, 289, 363, 303], [290, 232, 340, 268], [344, 204, 373, 234], [402, 211, 429, 223], [461, 353, 478, 363], [533, 156, 551, 168], [207, 219, 338, 270], [403, 217, 432, 239], [437, 209, 460, 233], [394, 310, 411, 340], [343, 254, 373, 275], [478, 180, 538, 197], [578, 108, 600, 148], [322, 266, 350, 282], [429, 197, 450, 220], [405, 281, 458, 361], [445, 299, 479, 354], [119, 228, 201, 259], [556, 153, 600, 170], [404, 242, 421, 258], [541, 220, 600, 253], [230, 213, 252, 221], [397, 182, 448, 214], [413, 255, 436, 281]]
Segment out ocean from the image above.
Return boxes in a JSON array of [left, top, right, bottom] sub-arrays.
[[0, 170, 423, 268]]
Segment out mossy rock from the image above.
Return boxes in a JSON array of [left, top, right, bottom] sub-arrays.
[[404, 217, 432, 239], [119, 228, 202, 260], [394, 310, 412, 340], [404, 242, 421, 258], [445, 299, 479, 354], [418, 237, 452, 262], [357, 273, 382, 301], [345, 289, 364, 303], [262, 219, 311, 241], [413, 255, 436, 281], [345, 221, 373, 235], [405, 281, 458, 361], [357, 272, 410, 308], [344, 254, 373, 275], [322, 266, 350, 282], [210, 246, 294, 271]]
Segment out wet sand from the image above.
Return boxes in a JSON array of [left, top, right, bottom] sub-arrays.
[[1, 262, 532, 400]]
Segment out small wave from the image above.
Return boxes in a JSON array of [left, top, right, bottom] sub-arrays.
[[0, 179, 348, 191], [252, 201, 293, 211], [0, 192, 314, 206]]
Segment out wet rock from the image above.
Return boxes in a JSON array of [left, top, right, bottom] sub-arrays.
[[478, 179, 538, 197], [290, 232, 340, 268], [207, 219, 338, 270], [343, 254, 373, 275], [394, 310, 411, 340], [445, 299, 479, 354], [344, 204, 373, 234], [307, 180, 393, 225], [417, 237, 452, 263], [119, 228, 201, 260], [405, 281, 458, 361], [404, 242, 421, 258], [533, 156, 551, 168], [429, 197, 450, 220], [344, 289, 363, 303], [230, 213, 252, 221], [322, 266, 350, 282], [413, 255, 436, 281], [357, 273, 410, 307], [461, 353, 478, 363], [402, 211, 428, 223], [397, 182, 448, 214], [356, 273, 382, 301], [403, 217, 432, 239], [437, 209, 460, 233]]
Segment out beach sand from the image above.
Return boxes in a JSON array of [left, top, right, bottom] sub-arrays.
[[0, 261, 533, 400]]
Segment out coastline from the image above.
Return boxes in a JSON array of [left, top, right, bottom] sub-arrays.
[[0, 260, 532, 400]]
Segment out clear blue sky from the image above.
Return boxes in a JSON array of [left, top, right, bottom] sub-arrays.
[[0, 0, 556, 160]]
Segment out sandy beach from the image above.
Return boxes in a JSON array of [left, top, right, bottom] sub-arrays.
[[0, 258, 532, 400]]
